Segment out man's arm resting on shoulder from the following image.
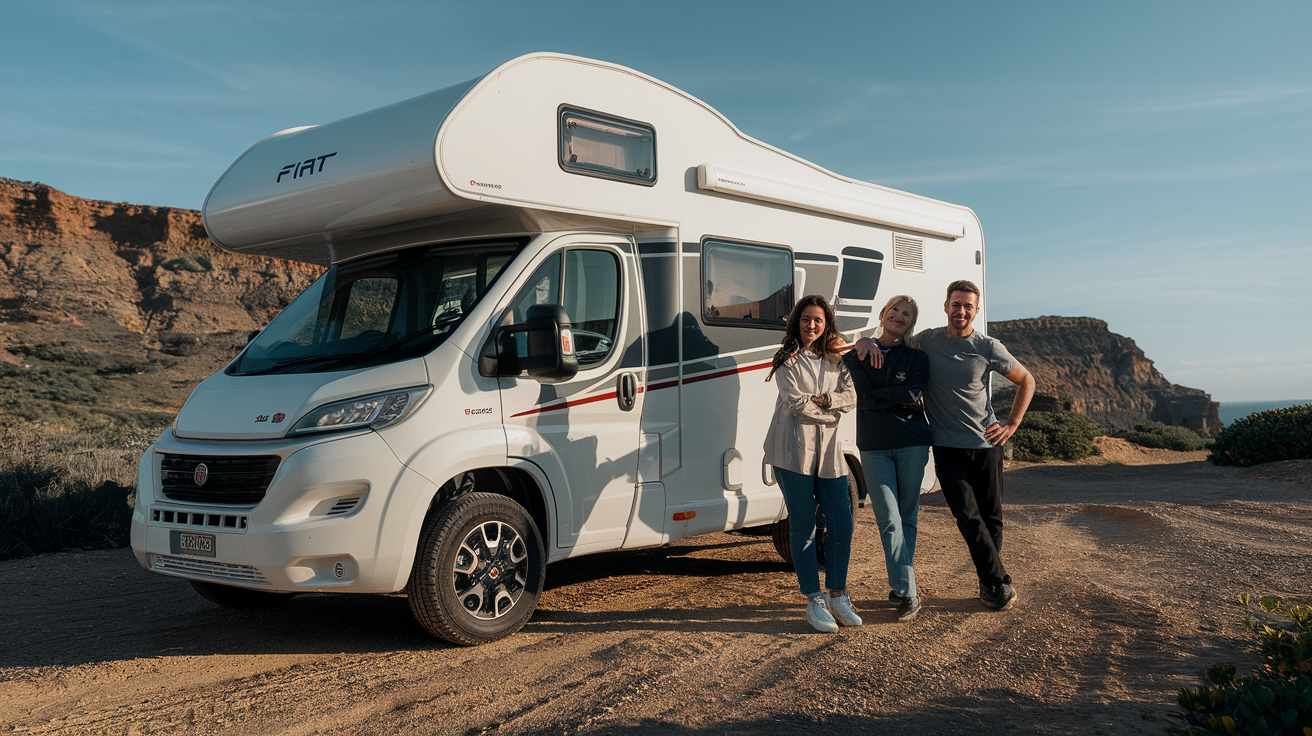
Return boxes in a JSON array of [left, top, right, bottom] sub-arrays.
[[983, 363, 1036, 446]]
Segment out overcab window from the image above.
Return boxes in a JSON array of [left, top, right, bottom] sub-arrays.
[[702, 239, 793, 329], [559, 107, 656, 185]]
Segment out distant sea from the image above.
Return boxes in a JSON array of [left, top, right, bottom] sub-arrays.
[[1218, 399, 1312, 426]]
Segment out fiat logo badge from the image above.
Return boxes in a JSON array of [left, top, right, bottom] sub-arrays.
[[194, 463, 209, 486]]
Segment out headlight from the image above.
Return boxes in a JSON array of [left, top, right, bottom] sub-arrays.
[[288, 386, 431, 436]]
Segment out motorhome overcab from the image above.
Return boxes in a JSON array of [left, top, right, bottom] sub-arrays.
[[130, 53, 986, 645]]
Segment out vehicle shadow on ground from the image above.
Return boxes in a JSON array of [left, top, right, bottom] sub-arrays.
[[544, 536, 790, 590], [0, 537, 793, 668]]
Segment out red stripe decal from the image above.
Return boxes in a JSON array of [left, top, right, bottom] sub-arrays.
[[508, 360, 771, 417], [510, 390, 618, 418], [683, 360, 772, 385]]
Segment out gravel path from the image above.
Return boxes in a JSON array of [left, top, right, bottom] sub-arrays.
[[2, 456, 1307, 735]]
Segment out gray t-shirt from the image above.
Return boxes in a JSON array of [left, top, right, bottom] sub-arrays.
[[906, 327, 1017, 449]]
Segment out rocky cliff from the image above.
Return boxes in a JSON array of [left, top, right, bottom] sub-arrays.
[[988, 316, 1221, 434], [0, 178, 323, 427]]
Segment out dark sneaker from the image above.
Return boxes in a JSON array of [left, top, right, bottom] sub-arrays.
[[888, 590, 908, 603], [980, 583, 1017, 611], [896, 595, 922, 622]]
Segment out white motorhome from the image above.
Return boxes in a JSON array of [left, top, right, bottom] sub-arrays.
[[130, 52, 986, 645]]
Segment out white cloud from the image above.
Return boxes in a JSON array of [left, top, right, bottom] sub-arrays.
[[1113, 86, 1312, 115]]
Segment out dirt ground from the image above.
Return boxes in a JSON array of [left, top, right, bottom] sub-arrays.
[[3, 447, 1309, 735]]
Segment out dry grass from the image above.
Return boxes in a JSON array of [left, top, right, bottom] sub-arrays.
[[0, 424, 162, 559]]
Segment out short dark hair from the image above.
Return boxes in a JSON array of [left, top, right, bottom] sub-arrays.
[[946, 280, 981, 303]]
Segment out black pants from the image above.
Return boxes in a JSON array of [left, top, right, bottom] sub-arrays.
[[932, 445, 1010, 587]]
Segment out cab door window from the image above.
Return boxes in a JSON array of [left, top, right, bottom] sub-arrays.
[[506, 249, 621, 366]]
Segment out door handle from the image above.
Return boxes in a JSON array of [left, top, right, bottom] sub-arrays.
[[617, 372, 637, 411]]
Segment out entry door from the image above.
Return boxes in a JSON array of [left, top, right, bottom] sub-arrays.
[[498, 236, 646, 550]]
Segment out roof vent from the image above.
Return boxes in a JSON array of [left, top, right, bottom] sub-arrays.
[[892, 234, 925, 273]]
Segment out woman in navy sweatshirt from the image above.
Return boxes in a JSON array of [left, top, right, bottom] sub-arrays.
[[841, 296, 932, 622]]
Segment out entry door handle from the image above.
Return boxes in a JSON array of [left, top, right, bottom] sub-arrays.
[[617, 372, 637, 411]]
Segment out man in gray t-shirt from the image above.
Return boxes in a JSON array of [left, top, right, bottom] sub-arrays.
[[856, 279, 1035, 611]]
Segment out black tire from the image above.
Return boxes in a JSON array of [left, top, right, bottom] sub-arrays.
[[407, 492, 546, 646], [771, 516, 793, 565], [190, 580, 296, 608], [846, 470, 861, 519]]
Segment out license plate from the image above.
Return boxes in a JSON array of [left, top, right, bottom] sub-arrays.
[[170, 530, 216, 558]]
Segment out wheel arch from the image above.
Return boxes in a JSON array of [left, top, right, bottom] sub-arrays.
[[397, 461, 554, 590]]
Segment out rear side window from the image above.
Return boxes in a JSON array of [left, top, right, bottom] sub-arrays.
[[559, 107, 656, 185], [702, 239, 793, 329]]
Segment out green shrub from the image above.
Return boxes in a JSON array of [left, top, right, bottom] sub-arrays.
[[0, 425, 158, 559], [1009, 411, 1101, 462], [1173, 595, 1312, 736], [161, 254, 212, 272], [8, 342, 104, 368], [1119, 421, 1214, 452], [1209, 404, 1312, 467]]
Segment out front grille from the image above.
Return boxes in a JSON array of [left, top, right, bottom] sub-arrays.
[[152, 508, 248, 530], [159, 453, 281, 505], [152, 554, 269, 584]]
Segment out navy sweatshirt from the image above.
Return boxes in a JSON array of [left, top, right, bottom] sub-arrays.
[[842, 343, 933, 450]]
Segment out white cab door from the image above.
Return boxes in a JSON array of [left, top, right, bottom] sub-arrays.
[[499, 235, 646, 551]]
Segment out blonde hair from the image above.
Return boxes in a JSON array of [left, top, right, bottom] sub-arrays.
[[878, 295, 919, 336]]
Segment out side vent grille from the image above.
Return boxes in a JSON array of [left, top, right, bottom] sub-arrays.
[[326, 498, 362, 516], [893, 234, 925, 273]]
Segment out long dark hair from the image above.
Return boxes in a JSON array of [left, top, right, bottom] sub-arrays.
[[766, 295, 842, 382]]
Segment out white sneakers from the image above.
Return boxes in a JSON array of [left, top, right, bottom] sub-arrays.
[[806, 594, 839, 633], [805, 592, 863, 632], [827, 594, 863, 627]]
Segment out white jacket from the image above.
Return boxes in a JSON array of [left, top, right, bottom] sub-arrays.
[[763, 351, 856, 479]]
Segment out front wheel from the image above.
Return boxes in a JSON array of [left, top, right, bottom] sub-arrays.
[[407, 492, 546, 646]]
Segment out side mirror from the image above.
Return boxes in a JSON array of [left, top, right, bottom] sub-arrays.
[[478, 304, 579, 383]]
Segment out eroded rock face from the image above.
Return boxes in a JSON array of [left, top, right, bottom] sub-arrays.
[[0, 178, 328, 427], [0, 178, 323, 337], [988, 316, 1221, 434]]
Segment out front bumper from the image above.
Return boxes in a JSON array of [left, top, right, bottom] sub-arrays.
[[130, 429, 436, 593]]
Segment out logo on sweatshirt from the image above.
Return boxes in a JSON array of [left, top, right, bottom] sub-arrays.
[[895, 371, 907, 383]]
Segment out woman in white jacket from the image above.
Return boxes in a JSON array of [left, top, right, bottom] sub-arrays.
[[764, 295, 859, 633]]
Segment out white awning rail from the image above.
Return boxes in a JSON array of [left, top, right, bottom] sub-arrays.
[[697, 163, 965, 240]]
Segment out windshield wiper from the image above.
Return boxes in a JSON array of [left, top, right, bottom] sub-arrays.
[[348, 313, 467, 361], [238, 352, 361, 376]]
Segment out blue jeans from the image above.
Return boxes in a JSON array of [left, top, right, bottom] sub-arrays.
[[773, 467, 852, 596], [861, 446, 930, 598]]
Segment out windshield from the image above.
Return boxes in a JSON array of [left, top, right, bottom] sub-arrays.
[[230, 239, 523, 375]]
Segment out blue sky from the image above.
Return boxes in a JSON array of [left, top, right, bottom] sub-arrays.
[[3, 0, 1310, 402]]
